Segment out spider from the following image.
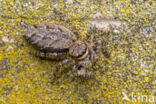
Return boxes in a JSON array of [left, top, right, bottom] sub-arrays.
[[23, 9, 122, 77]]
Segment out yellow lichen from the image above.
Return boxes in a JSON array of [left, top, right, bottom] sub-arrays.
[[0, 0, 155, 104]]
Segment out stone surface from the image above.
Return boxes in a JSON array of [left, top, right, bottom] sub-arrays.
[[0, 0, 155, 103]]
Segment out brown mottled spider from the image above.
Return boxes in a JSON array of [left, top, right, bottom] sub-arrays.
[[23, 9, 122, 77], [23, 23, 96, 77]]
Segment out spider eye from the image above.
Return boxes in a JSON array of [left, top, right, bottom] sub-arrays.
[[76, 48, 88, 60], [79, 54, 83, 57], [82, 49, 86, 54], [78, 65, 83, 70], [78, 49, 86, 57]]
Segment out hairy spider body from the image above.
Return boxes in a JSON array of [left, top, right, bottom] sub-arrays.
[[24, 23, 96, 77], [24, 10, 123, 78]]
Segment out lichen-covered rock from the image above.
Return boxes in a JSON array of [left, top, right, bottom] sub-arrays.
[[0, 0, 155, 103]]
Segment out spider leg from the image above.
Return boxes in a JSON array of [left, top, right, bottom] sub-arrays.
[[72, 64, 94, 78], [29, 51, 67, 60], [53, 8, 79, 36], [53, 59, 73, 77]]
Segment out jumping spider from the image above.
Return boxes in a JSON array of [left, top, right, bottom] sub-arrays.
[[23, 10, 122, 77], [24, 23, 96, 77]]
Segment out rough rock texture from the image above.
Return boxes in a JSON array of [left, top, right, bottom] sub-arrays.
[[0, 0, 155, 103]]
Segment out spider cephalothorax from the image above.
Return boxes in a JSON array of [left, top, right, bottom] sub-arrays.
[[69, 40, 96, 77], [69, 41, 88, 60]]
